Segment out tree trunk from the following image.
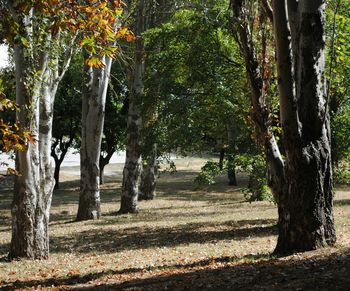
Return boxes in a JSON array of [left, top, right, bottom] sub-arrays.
[[218, 148, 225, 171], [9, 13, 55, 259], [118, 0, 146, 214], [99, 162, 106, 185], [77, 54, 112, 221], [99, 149, 115, 185], [139, 144, 157, 200], [273, 0, 336, 253], [51, 136, 73, 189], [231, 0, 335, 254], [227, 126, 237, 186], [99, 158, 109, 185], [54, 160, 61, 189], [230, 0, 285, 203], [7, 3, 75, 259]]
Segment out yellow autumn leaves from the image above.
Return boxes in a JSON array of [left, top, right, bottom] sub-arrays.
[[0, 92, 34, 154]]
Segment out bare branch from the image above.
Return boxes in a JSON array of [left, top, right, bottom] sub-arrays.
[[261, 0, 273, 22], [57, 33, 79, 83]]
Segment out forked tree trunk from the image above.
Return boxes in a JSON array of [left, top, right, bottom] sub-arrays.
[[230, 0, 335, 254], [118, 0, 146, 214], [9, 13, 55, 259], [139, 143, 157, 200], [51, 136, 73, 189], [7, 4, 75, 259], [99, 148, 115, 185], [77, 55, 112, 221], [273, 0, 335, 253]]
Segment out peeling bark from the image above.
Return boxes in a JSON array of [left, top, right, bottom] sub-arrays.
[[230, 0, 335, 254], [118, 0, 146, 214], [77, 54, 112, 221], [8, 7, 66, 259], [274, 0, 336, 253]]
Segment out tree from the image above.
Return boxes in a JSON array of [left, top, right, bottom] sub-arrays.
[[1, 1, 78, 260], [2, 0, 132, 258], [118, 0, 147, 214], [76, 53, 112, 220], [75, 1, 135, 221], [51, 55, 82, 189], [230, 0, 336, 253], [99, 66, 128, 184], [142, 0, 253, 190]]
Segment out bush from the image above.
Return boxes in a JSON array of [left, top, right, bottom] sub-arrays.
[[194, 161, 222, 187], [334, 159, 350, 185], [234, 154, 273, 202]]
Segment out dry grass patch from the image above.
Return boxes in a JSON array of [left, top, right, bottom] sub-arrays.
[[0, 157, 349, 290]]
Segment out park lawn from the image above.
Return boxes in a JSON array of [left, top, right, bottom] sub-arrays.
[[0, 157, 349, 290]]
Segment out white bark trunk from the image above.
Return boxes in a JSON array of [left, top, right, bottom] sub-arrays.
[[119, 0, 146, 214], [9, 5, 75, 259], [77, 55, 112, 221], [9, 9, 54, 259]]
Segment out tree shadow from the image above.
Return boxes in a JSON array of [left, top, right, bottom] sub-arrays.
[[2, 250, 350, 290], [334, 199, 350, 207], [49, 219, 277, 254], [84, 249, 350, 291]]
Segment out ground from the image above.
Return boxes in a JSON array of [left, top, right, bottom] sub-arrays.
[[0, 157, 349, 290]]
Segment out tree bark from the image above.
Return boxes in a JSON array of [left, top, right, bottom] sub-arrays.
[[218, 148, 225, 171], [77, 54, 112, 221], [9, 9, 55, 259], [139, 143, 157, 200], [227, 126, 237, 186], [118, 0, 146, 214], [230, 0, 335, 254], [230, 0, 285, 201], [273, 0, 336, 253], [51, 136, 73, 189]]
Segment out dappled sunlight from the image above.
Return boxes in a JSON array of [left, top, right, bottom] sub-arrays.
[[0, 158, 350, 289]]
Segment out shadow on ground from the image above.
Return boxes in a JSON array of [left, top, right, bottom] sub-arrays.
[[1, 250, 349, 290], [49, 219, 277, 254]]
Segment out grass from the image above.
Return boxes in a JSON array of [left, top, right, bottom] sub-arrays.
[[0, 157, 349, 290]]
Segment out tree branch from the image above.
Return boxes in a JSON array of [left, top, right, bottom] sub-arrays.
[[57, 33, 78, 83], [261, 0, 273, 22]]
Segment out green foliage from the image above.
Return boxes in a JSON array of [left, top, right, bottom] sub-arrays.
[[334, 159, 350, 185], [327, 0, 350, 166], [142, 0, 253, 159], [194, 161, 222, 187], [234, 154, 272, 202]]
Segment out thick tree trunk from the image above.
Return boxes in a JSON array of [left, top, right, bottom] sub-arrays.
[[77, 55, 112, 221], [8, 4, 75, 259], [119, 100, 143, 213], [9, 19, 55, 259], [139, 144, 157, 200], [118, 0, 145, 214], [231, 0, 335, 254], [273, 0, 336, 253]]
